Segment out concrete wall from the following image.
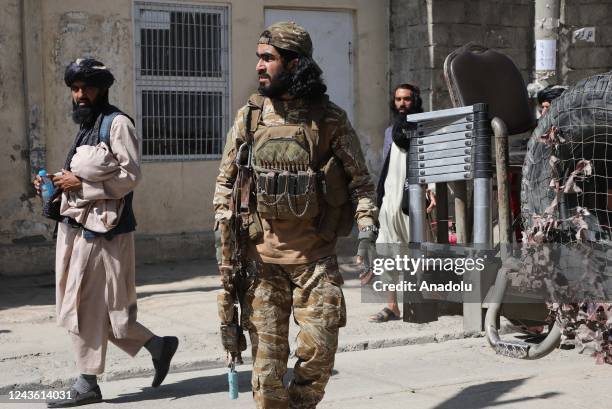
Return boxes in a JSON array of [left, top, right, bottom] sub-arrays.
[[0, 0, 388, 275], [390, 0, 533, 110], [430, 0, 533, 109], [391, 0, 612, 110], [559, 0, 612, 85], [0, 0, 48, 247], [389, 0, 432, 109]]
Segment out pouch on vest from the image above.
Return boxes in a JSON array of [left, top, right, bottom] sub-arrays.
[[256, 169, 319, 220], [253, 123, 320, 220], [320, 156, 349, 206], [317, 156, 355, 241]]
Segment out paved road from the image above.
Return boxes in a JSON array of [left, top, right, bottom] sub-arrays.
[[0, 259, 469, 392], [14, 337, 611, 409]]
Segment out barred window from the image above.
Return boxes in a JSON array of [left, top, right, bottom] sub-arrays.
[[134, 2, 230, 160]]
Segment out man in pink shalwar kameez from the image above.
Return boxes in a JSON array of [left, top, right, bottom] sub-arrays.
[[35, 59, 179, 408]]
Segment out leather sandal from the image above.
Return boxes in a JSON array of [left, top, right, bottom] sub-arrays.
[[369, 307, 401, 323]]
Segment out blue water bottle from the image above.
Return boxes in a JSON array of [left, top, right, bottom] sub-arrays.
[[38, 170, 55, 202], [228, 365, 238, 400]]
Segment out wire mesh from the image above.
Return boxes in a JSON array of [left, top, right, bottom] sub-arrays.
[[521, 71, 612, 244], [134, 2, 229, 161], [517, 71, 612, 361]]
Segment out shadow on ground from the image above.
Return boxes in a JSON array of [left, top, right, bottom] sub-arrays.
[[105, 368, 339, 404], [0, 256, 360, 310], [0, 260, 217, 310], [105, 371, 255, 404], [431, 378, 561, 409]]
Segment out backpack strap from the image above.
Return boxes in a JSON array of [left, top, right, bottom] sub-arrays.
[[99, 112, 122, 152]]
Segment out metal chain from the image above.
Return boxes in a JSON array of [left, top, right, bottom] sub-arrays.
[[287, 179, 313, 218], [257, 189, 287, 206], [255, 171, 316, 218]]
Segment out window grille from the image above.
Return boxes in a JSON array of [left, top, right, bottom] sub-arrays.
[[134, 2, 230, 160]]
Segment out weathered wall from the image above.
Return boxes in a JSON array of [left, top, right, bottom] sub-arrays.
[[390, 0, 533, 110], [559, 0, 612, 85], [430, 0, 534, 109], [1, 0, 388, 275], [389, 0, 432, 109], [391, 0, 612, 111], [0, 0, 47, 247]]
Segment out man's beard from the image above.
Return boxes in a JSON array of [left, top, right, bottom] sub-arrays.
[[258, 70, 293, 98], [72, 103, 95, 125], [393, 106, 414, 119], [71, 95, 106, 125]]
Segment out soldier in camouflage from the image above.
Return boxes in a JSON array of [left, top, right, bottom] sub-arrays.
[[214, 21, 378, 409]]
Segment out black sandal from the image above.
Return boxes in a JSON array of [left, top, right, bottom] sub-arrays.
[[369, 307, 401, 323]]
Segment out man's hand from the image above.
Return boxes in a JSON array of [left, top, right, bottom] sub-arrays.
[[219, 265, 235, 293], [426, 189, 437, 214], [356, 229, 377, 271], [32, 175, 42, 196], [52, 169, 82, 192]]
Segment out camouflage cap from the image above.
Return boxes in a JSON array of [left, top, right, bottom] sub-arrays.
[[258, 21, 313, 57]]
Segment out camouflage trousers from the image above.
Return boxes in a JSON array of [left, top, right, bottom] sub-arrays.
[[243, 255, 346, 409]]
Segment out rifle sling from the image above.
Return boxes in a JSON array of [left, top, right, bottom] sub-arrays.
[[238, 95, 264, 217]]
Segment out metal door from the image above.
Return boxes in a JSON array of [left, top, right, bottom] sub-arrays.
[[264, 9, 354, 121]]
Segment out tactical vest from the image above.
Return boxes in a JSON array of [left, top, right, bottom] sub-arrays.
[[250, 97, 321, 221], [243, 94, 355, 241]]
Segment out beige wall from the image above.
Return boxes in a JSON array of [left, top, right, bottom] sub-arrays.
[[2, 0, 388, 245], [135, 0, 389, 236], [0, 0, 46, 246]]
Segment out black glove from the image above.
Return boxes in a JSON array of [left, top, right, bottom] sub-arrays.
[[356, 230, 377, 270]]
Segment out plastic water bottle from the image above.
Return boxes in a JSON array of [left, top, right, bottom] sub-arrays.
[[38, 170, 55, 202], [228, 367, 238, 399]]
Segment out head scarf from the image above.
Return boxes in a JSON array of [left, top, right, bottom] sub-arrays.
[[258, 21, 313, 57]]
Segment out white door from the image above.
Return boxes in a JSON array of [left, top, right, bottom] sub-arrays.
[[264, 9, 354, 121]]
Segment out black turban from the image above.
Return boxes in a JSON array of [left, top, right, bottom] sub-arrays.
[[537, 86, 566, 105], [64, 58, 115, 89]]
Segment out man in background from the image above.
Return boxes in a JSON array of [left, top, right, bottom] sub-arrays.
[[366, 83, 430, 323], [537, 85, 566, 117]]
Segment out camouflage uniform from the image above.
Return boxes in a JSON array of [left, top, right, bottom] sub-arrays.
[[214, 22, 377, 409]]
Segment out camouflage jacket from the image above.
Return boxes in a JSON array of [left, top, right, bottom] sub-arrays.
[[214, 94, 378, 264]]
